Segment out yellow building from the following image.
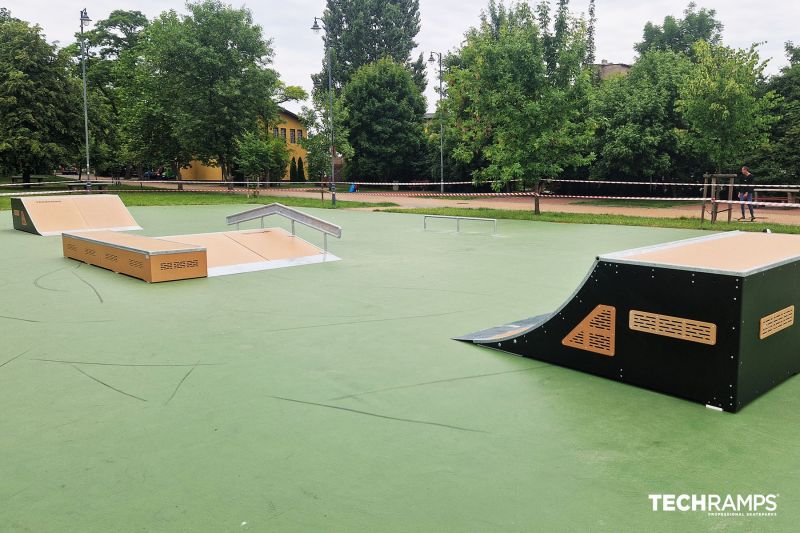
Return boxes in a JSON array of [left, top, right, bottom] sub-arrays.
[[179, 108, 308, 181], [273, 107, 308, 178]]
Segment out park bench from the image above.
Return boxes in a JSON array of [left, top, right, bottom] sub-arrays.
[[66, 182, 109, 192], [754, 188, 799, 205], [11, 176, 45, 184]]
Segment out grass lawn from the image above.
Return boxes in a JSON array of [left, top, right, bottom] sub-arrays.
[[2, 206, 799, 531], [0, 189, 397, 210], [382, 206, 800, 234]]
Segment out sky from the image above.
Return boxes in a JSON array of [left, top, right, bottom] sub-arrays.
[[5, 0, 799, 114]]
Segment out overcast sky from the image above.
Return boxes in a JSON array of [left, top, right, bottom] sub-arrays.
[[5, 0, 798, 114]]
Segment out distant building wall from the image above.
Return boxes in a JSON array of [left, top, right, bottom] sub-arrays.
[[595, 60, 632, 80]]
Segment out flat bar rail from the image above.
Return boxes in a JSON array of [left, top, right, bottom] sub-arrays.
[[423, 214, 497, 235], [226, 203, 342, 253]]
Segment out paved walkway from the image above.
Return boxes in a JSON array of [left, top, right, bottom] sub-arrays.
[[119, 179, 800, 225]]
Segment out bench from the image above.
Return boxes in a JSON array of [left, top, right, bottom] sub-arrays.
[[66, 182, 109, 191], [11, 176, 45, 184], [754, 188, 799, 204]]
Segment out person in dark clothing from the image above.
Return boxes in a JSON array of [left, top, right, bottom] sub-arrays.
[[738, 166, 755, 221]]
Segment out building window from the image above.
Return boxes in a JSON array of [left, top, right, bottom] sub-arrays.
[[273, 127, 278, 138], [280, 128, 286, 140], [297, 129, 303, 141], [290, 129, 296, 144]]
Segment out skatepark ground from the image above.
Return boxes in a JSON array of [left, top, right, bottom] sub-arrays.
[[2, 205, 799, 532]]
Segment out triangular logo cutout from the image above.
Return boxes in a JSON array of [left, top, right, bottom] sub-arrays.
[[562, 304, 616, 356]]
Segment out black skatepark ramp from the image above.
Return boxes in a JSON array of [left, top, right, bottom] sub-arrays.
[[457, 232, 800, 412]]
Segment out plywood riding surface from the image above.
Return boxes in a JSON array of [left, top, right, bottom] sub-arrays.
[[11, 195, 141, 236], [159, 228, 331, 276], [603, 231, 800, 274], [63, 228, 338, 281], [459, 231, 800, 412]]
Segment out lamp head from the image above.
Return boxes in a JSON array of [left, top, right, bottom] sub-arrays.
[[428, 52, 435, 63], [311, 17, 322, 34], [80, 8, 91, 24]]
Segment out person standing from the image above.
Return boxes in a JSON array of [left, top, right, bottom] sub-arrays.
[[738, 166, 756, 221]]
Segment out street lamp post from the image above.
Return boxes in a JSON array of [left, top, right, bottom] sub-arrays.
[[428, 52, 444, 193], [80, 8, 91, 181], [311, 17, 336, 206]]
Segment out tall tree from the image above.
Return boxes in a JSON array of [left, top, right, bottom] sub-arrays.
[[313, 0, 425, 94], [677, 41, 778, 172], [341, 58, 426, 181], [299, 99, 353, 182], [592, 51, 706, 182], [129, 0, 283, 181], [289, 156, 298, 181], [235, 131, 290, 182], [445, 0, 595, 191], [297, 157, 306, 181], [756, 42, 800, 182], [0, 17, 81, 183], [635, 2, 723, 57]]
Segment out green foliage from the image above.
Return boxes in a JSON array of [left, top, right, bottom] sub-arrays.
[[234, 131, 290, 181], [592, 51, 706, 180], [445, 0, 595, 190], [313, 0, 425, 93], [0, 18, 81, 180], [341, 58, 426, 181], [297, 157, 306, 181], [289, 156, 298, 181], [124, 0, 282, 180], [755, 43, 800, 181], [635, 2, 723, 57], [677, 41, 779, 172], [299, 99, 353, 182]]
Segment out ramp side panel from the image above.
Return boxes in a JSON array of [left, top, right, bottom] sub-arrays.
[[63, 233, 207, 283], [10, 197, 39, 235], [72, 195, 141, 230], [738, 260, 800, 410], [464, 261, 742, 411]]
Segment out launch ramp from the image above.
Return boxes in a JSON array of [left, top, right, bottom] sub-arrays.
[[12, 194, 141, 236], [458, 232, 800, 412]]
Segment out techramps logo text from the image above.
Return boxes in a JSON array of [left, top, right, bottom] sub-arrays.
[[648, 494, 779, 517]]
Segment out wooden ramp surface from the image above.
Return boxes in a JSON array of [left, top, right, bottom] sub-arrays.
[[12, 195, 141, 236], [159, 228, 337, 277], [602, 231, 800, 274]]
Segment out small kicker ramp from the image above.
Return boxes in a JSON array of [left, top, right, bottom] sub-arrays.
[[63, 226, 340, 282], [457, 232, 800, 412], [11, 194, 141, 236], [160, 228, 339, 277]]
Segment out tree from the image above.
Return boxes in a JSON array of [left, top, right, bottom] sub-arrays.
[[635, 2, 723, 57], [235, 131, 290, 182], [298, 99, 353, 182], [592, 51, 706, 182], [445, 0, 595, 192], [677, 41, 778, 172], [128, 0, 283, 182], [289, 156, 298, 181], [754, 43, 800, 182], [313, 0, 425, 94], [341, 58, 426, 181], [0, 18, 81, 183], [297, 157, 306, 181], [67, 10, 149, 177]]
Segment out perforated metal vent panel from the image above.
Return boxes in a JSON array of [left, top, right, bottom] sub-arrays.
[[562, 305, 616, 356], [759, 306, 794, 340], [629, 310, 716, 345]]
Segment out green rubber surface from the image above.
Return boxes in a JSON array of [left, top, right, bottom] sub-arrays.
[[1, 205, 797, 532]]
